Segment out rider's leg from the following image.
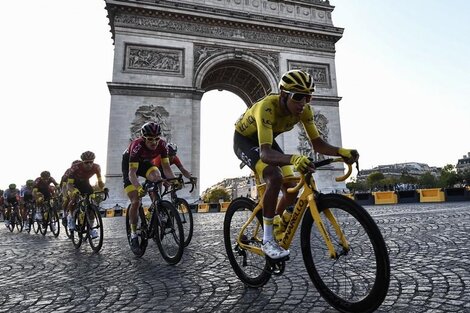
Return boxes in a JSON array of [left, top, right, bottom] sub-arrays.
[[261, 165, 283, 242], [128, 189, 139, 234]]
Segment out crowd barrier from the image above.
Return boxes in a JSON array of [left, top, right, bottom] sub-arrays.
[[373, 191, 398, 205], [98, 187, 470, 216]]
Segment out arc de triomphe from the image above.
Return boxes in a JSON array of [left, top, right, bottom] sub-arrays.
[[104, 0, 346, 205]]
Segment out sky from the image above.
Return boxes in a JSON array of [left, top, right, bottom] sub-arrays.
[[0, 1, 469, 193]]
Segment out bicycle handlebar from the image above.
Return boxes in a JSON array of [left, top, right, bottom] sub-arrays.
[[287, 158, 355, 194]]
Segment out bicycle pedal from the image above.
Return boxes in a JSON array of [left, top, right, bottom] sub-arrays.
[[265, 255, 290, 263]]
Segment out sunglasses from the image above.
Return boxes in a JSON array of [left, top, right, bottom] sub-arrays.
[[83, 161, 94, 165], [285, 91, 312, 102], [144, 136, 160, 143]]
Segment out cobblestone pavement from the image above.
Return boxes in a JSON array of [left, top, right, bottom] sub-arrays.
[[1, 202, 470, 312]]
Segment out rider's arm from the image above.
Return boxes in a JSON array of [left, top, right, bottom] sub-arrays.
[[161, 158, 176, 180], [128, 163, 141, 189], [94, 164, 105, 189], [310, 137, 343, 156]]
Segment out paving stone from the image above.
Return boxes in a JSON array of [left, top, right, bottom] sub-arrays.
[[1, 202, 470, 312]]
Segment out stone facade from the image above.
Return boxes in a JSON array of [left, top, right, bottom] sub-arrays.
[[104, 0, 346, 206]]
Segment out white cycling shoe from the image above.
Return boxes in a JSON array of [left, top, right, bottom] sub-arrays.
[[262, 239, 290, 259]]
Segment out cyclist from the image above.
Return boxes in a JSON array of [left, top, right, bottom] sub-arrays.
[[122, 121, 178, 254], [233, 69, 359, 260], [20, 179, 35, 231], [60, 160, 81, 226], [151, 142, 197, 184], [32, 171, 59, 221], [4, 184, 20, 227], [66, 151, 105, 238]]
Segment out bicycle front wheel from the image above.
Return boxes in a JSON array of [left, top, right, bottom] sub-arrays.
[[49, 208, 60, 237], [71, 211, 83, 249], [15, 213, 23, 233], [125, 204, 148, 257], [154, 200, 184, 265], [223, 197, 271, 288], [300, 194, 390, 313], [86, 205, 104, 252], [175, 198, 193, 247]]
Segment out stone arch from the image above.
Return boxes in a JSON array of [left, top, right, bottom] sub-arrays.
[[194, 51, 278, 106], [104, 0, 346, 204]]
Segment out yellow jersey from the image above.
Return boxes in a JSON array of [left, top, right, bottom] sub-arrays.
[[235, 94, 320, 146]]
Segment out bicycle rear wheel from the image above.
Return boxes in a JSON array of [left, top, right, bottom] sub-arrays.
[[125, 204, 148, 257], [154, 200, 184, 265], [86, 205, 104, 252], [300, 194, 390, 313], [175, 198, 193, 247], [223, 197, 271, 288]]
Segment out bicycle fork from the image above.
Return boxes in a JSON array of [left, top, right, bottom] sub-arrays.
[[308, 194, 350, 259]]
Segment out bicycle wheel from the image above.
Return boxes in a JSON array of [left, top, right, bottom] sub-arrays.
[[71, 210, 83, 249], [125, 204, 148, 257], [154, 200, 184, 265], [86, 205, 104, 252], [223, 197, 271, 287], [175, 198, 193, 247], [37, 206, 48, 236], [49, 208, 60, 238], [300, 194, 390, 313], [6, 211, 14, 232], [15, 212, 23, 233], [32, 210, 40, 234]]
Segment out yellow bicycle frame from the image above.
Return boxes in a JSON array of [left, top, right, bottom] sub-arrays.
[[236, 158, 352, 259]]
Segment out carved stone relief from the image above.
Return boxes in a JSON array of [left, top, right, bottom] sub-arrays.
[[124, 44, 184, 75], [115, 13, 335, 52], [288, 61, 331, 89], [130, 105, 172, 141], [194, 44, 279, 76], [297, 111, 329, 161]]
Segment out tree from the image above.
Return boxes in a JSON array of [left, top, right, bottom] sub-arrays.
[[367, 172, 385, 190], [203, 187, 231, 203], [438, 164, 461, 188], [418, 172, 437, 188]]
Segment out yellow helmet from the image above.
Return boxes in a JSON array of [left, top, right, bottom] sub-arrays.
[[279, 69, 315, 94]]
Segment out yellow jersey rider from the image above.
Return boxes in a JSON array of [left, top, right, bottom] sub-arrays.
[[122, 122, 177, 254], [233, 69, 359, 259]]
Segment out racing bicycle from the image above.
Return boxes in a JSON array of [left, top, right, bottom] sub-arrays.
[[125, 180, 184, 264], [161, 175, 197, 247], [223, 158, 390, 313], [69, 189, 109, 252]]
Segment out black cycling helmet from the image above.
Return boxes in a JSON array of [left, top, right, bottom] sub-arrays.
[[40, 171, 50, 179], [9, 183, 16, 190], [81, 151, 95, 161], [141, 122, 161, 137], [168, 143, 177, 156], [26, 179, 34, 187], [279, 69, 315, 94]]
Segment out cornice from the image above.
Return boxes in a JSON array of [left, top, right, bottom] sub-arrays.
[[105, 1, 343, 44], [107, 82, 205, 99]]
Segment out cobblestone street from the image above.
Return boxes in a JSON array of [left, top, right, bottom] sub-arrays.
[[1, 202, 470, 312]]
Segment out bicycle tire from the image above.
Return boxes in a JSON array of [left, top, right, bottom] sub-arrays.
[[86, 205, 104, 252], [175, 198, 193, 247], [71, 210, 83, 249], [125, 204, 148, 257], [6, 211, 14, 232], [223, 197, 271, 288], [49, 207, 60, 238], [15, 212, 23, 233], [154, 200, 184, 265], [32, 212, 40, 234], [37, 206, 48, 236], [300, 194, 390, 313]]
